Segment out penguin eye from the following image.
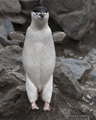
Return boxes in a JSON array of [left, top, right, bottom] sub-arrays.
[[44, 12, 48, 16], [44, 13, 47, 15]]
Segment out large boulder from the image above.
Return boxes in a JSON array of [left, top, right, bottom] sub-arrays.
[[54, 58, 83, 99], [0, 67, 65, 120], [61, 58, 91, 80], [20, 0, 39, 15], [40, 0, 96, 40], [0, 0, 21, 15]]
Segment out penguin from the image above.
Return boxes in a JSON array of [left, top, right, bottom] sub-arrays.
[[22, 6, 56, 111]]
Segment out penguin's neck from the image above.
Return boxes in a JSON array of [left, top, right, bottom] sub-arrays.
[[30, 19, 48, 30]]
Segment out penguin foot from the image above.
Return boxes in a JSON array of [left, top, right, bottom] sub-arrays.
[[43, 102, 51, 111], [31, 102, 39, 110]]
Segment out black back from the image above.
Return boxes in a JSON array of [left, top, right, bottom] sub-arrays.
[[33, 6, 48, 13]]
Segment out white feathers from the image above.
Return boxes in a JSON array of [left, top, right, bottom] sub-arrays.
[[22, 10, 55, 103]]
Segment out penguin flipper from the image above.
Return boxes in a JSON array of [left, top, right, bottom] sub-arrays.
[[52, 31, 66, 42]]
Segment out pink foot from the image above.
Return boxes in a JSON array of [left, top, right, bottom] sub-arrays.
[[43, 102, 51, 111], [31, 102, 39, 110]]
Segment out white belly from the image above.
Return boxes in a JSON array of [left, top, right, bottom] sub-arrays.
[[22, 27, 56, 90]]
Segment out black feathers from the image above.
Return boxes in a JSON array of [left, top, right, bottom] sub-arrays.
[[33, 6, 48, 13]]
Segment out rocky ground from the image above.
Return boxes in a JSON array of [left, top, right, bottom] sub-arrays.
[[0, 0, 96, 120]]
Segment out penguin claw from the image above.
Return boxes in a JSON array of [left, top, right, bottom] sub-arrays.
[[43, 102, 51, 111], [31, 102, 39, 110]]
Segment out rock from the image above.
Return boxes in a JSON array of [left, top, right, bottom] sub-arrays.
[[88, 68, 96, 82], [0, 85, 27, 117], [40, 0, 96, 40], [0, 0, 21, 15], [0, 81, 64, 119], [87, 88, 96, 98], [8, 71, 25, 82], [51, 86, 61, 110], [93, 110, 96, 118], [0, 18, 14, 37], [53, 32, 66, 42], [59, 108, 71, 119], [61, 58, 91, 80], [81, 86, 96, 97], [8, 65, 21, 72], [0, 43, 3, 49], [80, 104, 90, 114], [84, 49, 96, 67], [54, 58, 82, 99], [20, 0, 39, 15], [0, 45, 22, 70], [78, 57, 83, 60], [0, 70, 23, 99], [63, 49, 75, 57], [6, 15, 26, 25], [90, 96, 96, 105]]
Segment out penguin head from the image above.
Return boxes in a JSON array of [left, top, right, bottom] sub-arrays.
[[31, 6, 49, 23]]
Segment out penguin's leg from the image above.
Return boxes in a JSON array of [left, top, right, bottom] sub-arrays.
[[26, 74, 39, 110], [41, 75, 53, 111]]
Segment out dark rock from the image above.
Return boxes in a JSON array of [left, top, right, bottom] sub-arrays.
[[81, 86, 96, 97], [59, 108, 71, 119], [0, 0, 21, 15], [93, 110, 96, 118], [0, 85, 27, 117], [0, 70, 23, 99], [8, 71, 25, 82], [20, 0, 39, 15], [61, 58, 91, 80], [0, 18, 14, 37], [54, 58, 82, 99], [8, 65, 21, 72], [84, 49, 96, 67], [0, 42, 3, 49], [84, 49, 96, 82], [63, 49, 75, 57], [40, 0, 96, 40], [6, 15, 26, 25], [0, 45, 22, 70], [79, 104, 90, 113], [91, 96, 96, 105], [88, 68, 96, 82], [0, 82, 64, 120]]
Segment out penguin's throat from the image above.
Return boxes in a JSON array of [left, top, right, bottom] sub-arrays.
[[31, 20, 48, 30]]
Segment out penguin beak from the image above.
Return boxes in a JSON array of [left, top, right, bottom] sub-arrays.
[[39, 13, 44, 19]]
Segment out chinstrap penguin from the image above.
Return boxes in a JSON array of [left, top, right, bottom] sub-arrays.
[[22, 6, 56, 111]]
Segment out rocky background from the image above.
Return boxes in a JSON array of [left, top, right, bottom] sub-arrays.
[[0, 0, 96, 120]]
